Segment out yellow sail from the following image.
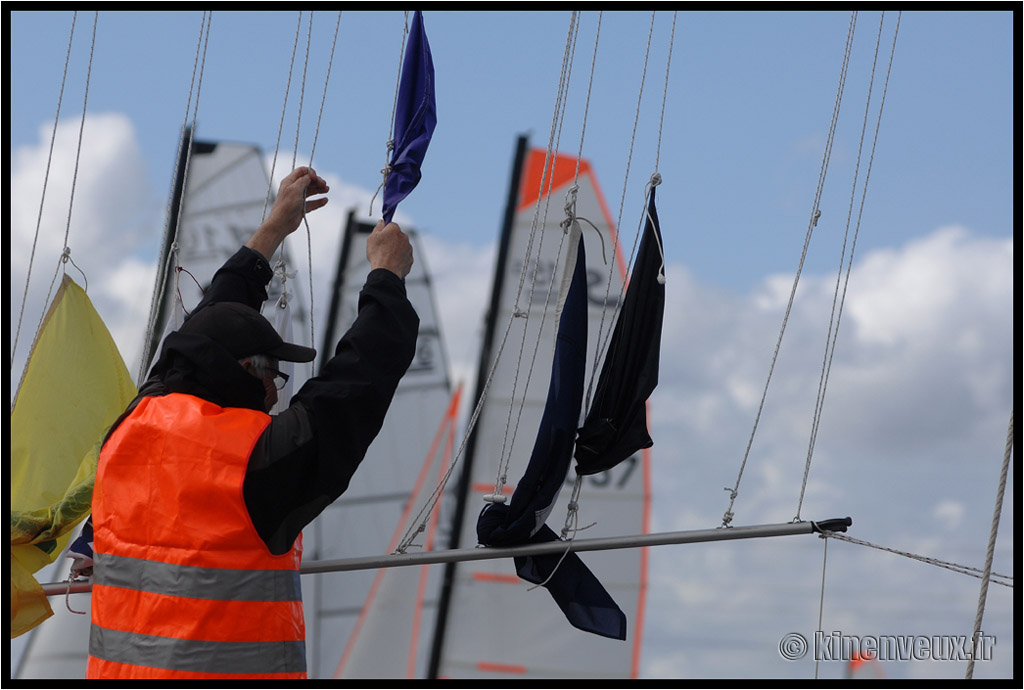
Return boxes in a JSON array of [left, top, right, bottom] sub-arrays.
[[10, 275, 136, 637]]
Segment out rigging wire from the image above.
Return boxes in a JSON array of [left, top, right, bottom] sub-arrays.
[[164, 12, 214, 319], [297, 10, 343, 373], [721, 11, 859, 528], [491, 10, 602, 503], [261, 11, 304, 226], [37, 11, 99, 334], [15, 11, 100, 403], [262, 10, 338, 374], [821, 531, 1013, 588], [585, 10, 656, 406], [289, 11, 313, 173], [795, 11, 901, 520], [652, 11, 677, 174], [283, 9, 314, 371], [587, 10, 677, 414], [137, 11, 213, 383], [368, 11, 409, 218], [12, 12, 78, 375], [487, 11, 583, 500], [510, 11, 581, 325], [569, 12, 602, 177], [815, 536, 829, 680], [965, 408, 1014, 679], [306, 11, 342, 168]]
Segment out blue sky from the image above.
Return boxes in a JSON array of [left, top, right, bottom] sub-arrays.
[[9, 10, 1012, 291], [9, 9, 1015, 680]]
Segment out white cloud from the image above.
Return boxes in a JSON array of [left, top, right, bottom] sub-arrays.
[[636, 222, 1013, 678], [10, 113, 160, 389], [11, 113, 154, 252], [847, 227, 1011, 347], [94, 256, 160, 375], [931, 500, 966, 531]]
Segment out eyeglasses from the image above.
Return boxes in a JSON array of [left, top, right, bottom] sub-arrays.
[[266, 366, 290, 390]]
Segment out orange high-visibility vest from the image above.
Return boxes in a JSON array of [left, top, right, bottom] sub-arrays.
[[87, 393, 306, 679]]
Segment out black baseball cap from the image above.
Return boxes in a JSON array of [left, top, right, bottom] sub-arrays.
[[179, 302, 316, 363]]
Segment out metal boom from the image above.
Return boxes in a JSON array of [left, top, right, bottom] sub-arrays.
[[42, 518, 851, 596]]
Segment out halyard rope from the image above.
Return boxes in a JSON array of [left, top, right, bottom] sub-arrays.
[[16, 11, 100, 401], [722, 11, 858, 527], [965, 408, 1014, 679], [795, 11, 901, 521], [13, 12, 79, 373]]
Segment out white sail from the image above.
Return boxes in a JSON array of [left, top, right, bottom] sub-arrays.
[[429, 140, 651, 678], [143, 135, 307, 371], [325, 384, 462, 679], [304, 214, 453, 678], [13, 135, 308, 679]]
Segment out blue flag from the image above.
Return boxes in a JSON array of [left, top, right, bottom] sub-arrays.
[[382, 11, 436, 224]]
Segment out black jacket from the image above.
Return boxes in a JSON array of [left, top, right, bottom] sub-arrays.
[[109, 246, 419, 554]]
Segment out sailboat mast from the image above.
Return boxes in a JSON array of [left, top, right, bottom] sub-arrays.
[[138, 125, 192, 382], [426, 134, 529, 679]]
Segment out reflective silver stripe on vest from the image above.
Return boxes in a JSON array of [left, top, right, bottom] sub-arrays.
[[93, 552, 300, 602], [89, 626, 306, 674]]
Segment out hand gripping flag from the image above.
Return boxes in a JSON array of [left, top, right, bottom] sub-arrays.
[[381, 11, 437, 224]]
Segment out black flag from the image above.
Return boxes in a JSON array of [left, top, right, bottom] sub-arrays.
[[476, 236, 626, 640], [575, 185, 665, 475]]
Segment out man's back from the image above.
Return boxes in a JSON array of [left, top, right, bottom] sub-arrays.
[[88, 393, 306, 679]]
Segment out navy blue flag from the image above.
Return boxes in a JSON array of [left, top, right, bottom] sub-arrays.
[[574, 185, 665, 475], [382, 11, 436, 224], [476, 237, 627, 640]]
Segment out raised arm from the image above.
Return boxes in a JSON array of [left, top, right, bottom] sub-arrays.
[[191, 167, 330, 312], [243, 222, 420, 554], [246, 166, 330, 261]]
